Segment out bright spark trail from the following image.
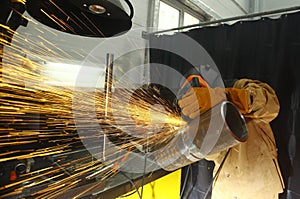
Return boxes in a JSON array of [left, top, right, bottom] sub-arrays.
[[0, 2, 187, 197]]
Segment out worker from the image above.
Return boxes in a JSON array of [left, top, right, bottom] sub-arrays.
[[178, 66, 224, 199], [178, 78, 284, 199]]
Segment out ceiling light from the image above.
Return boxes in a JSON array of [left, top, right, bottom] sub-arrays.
[[25, 0, 134, 37], [88, 4, 106, 14]]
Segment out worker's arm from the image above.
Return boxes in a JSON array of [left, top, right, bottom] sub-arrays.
[[178, 79, 279, 122], [230, 79, 280, 122], [224, 88, 249, 114], [178, 87, 226, 119]]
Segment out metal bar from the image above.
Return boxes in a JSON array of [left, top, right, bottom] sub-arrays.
[[104, 53, 114, 118], [103, 53, 114, 161], [143, 5, 300, 37]]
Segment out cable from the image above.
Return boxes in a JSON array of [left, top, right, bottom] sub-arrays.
[[117, 190, 138, 198], [203, 149, 231, 199], [119, 171, 142, 199], [180, 165, 191, 198], [140, 151, 148, 198], [123, 0, 134, 19], [185, 162, 197, 199], [119, 152, 148, 199]]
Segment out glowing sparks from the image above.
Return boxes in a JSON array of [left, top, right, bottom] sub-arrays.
[[0, 54, 186, 197], [0, 7, 187, 198], [40, 9, 67, 32]]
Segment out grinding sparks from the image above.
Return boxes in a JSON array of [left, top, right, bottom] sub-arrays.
[[0, 66, 186, 197], [0, 37, 186, 199], [0, 2, 187, 198]]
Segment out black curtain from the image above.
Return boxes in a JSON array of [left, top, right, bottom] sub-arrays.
[[150, 11, 300, 198]]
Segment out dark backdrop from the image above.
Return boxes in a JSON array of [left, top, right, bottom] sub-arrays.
[[150, 11, 300, 199]]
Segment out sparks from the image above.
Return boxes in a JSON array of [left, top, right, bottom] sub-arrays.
[[0, 7, 187, 198]]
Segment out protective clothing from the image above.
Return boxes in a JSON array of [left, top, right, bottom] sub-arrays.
[[178, 87, 226, 119], [210, 79, 284, 199], [225, 88, 249, 115], [179, 79, 284, 199]]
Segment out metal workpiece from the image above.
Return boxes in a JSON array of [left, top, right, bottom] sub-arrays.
[[155, 101, 248, 171]]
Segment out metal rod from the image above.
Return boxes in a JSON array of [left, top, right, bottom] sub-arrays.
[[143, 5, 300, 37], [104, 53, 114, 118], [103, 53, 114, 161]]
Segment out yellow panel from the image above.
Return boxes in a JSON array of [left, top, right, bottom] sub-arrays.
[[116, 170, 181, 199]]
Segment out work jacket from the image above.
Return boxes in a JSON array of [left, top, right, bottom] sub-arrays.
[[210, 79, 284, 199]]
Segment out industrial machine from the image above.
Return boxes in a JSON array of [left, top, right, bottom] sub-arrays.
[[0, 1, 248, 198]]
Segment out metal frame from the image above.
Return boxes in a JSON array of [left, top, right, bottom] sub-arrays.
[[143, 5, 300, 38]]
